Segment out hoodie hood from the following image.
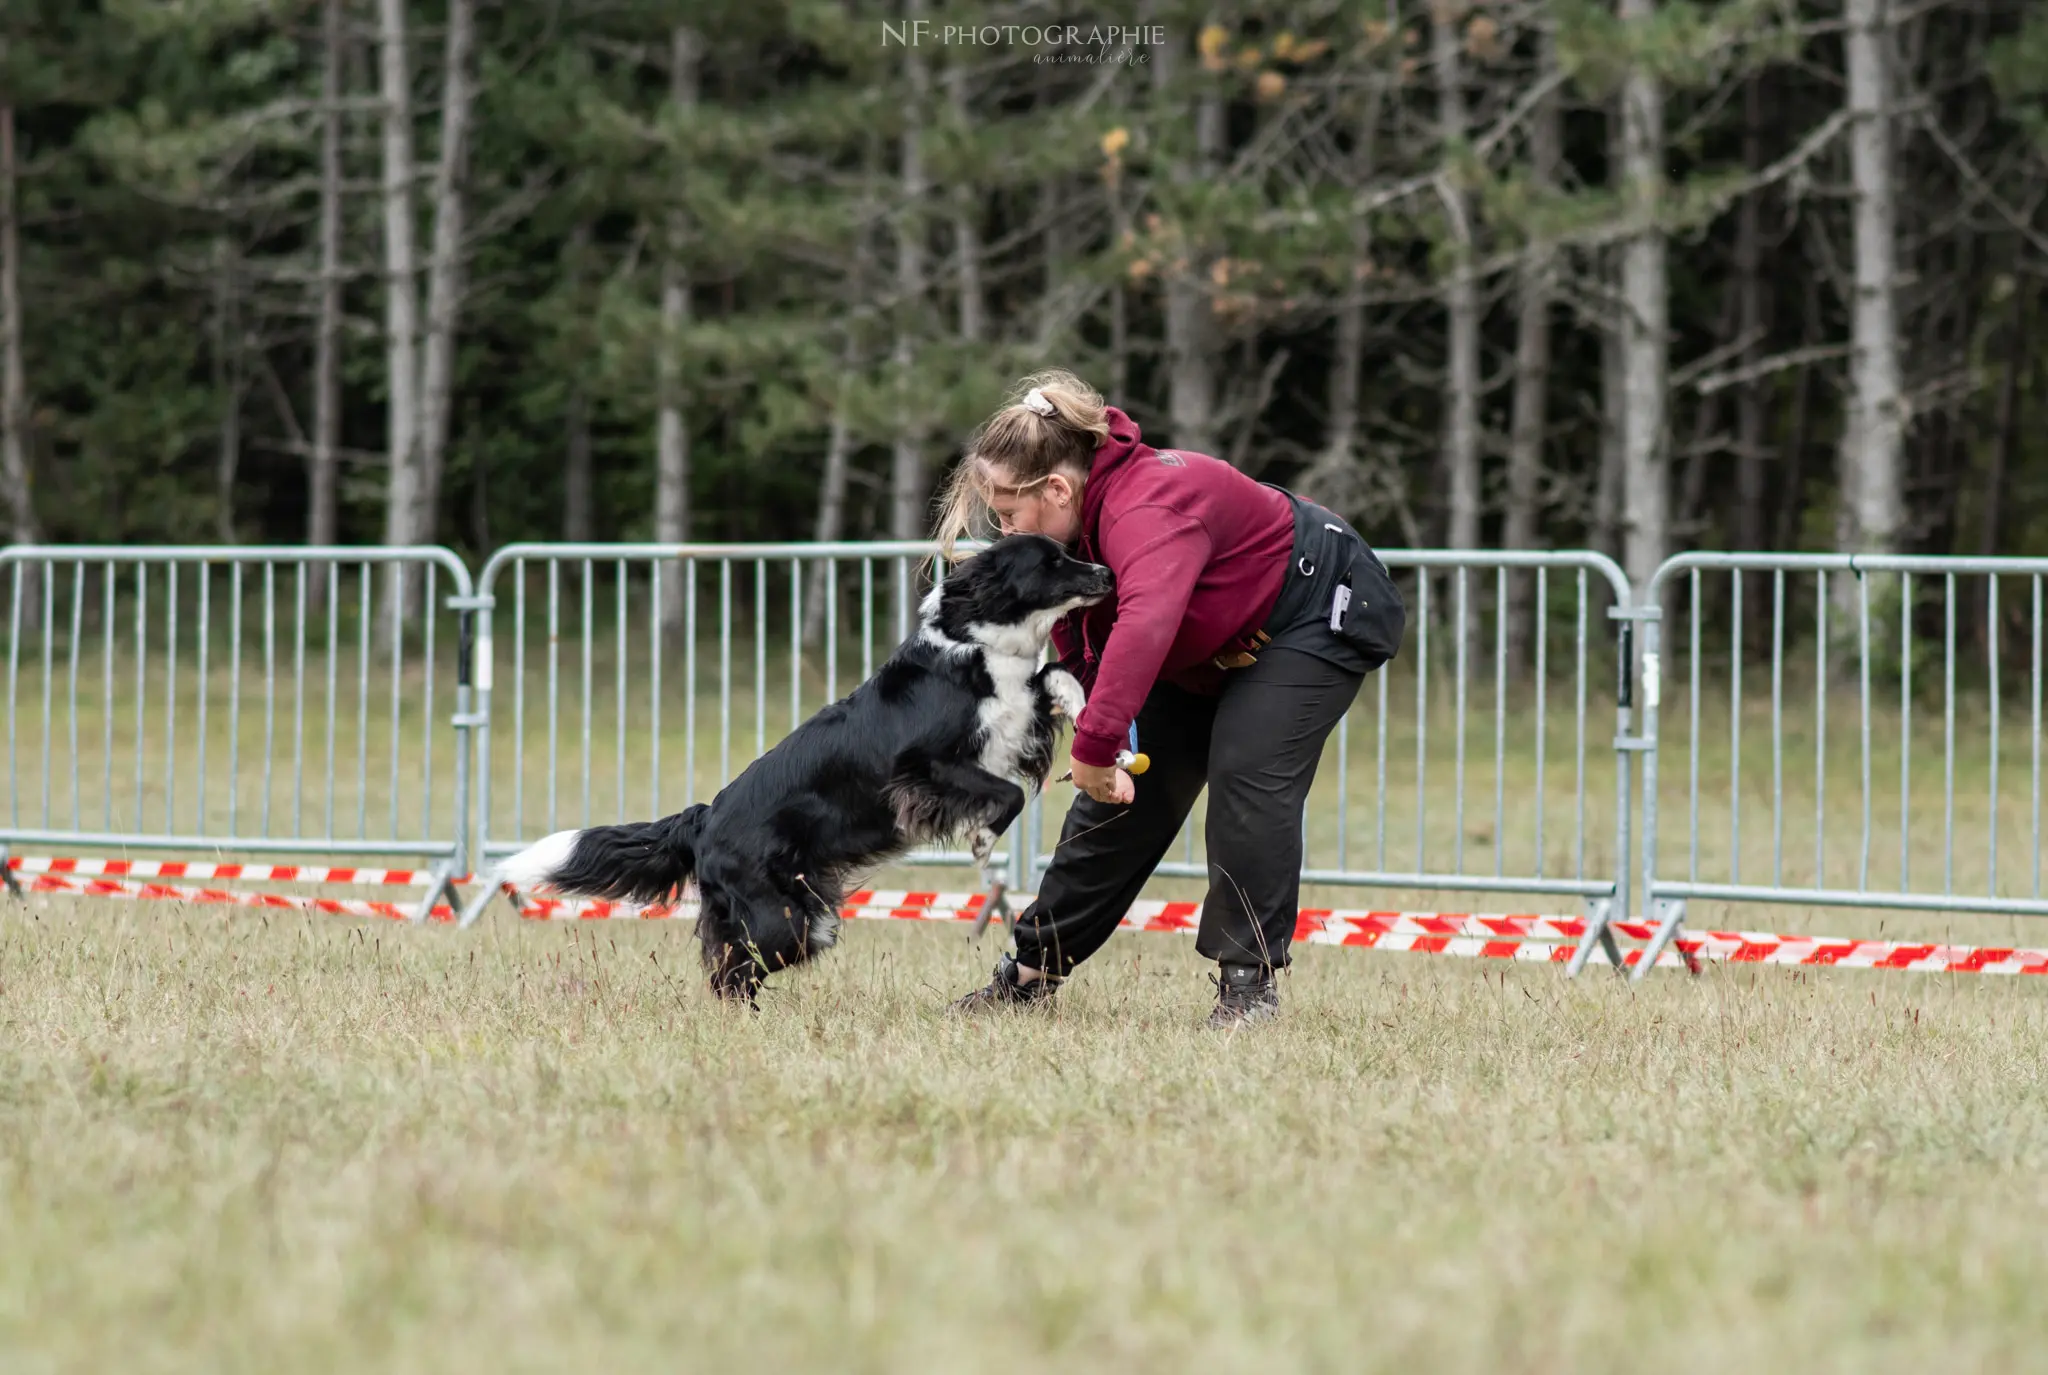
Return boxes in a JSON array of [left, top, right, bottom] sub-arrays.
[[1078, 405, 1147, 555]]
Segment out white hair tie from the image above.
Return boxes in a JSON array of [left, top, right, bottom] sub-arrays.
[[1022, 388, 1056, 417]]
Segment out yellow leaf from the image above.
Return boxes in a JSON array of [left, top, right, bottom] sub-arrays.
[[1256, 70, 1287, 99], [1294, 39, 1330, 62], [1237, 46, 1263, 70], [1198, 24, 1228, 57], [1100, 127, 1129, 158], [1273, 31, 1296, 58]]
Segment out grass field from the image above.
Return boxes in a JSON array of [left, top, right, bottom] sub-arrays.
[[5, 898, 2048, 1372]]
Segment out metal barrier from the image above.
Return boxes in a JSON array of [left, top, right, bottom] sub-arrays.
[[457, 542, 1002, 924], [0, 547, 479, 921], [1622, 554, 2048, 980], [456, 543, 1641, 941]]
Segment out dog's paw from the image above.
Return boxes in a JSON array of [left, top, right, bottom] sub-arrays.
[[968, 825, 1000, 866], [1040, 667, 1087, 721]]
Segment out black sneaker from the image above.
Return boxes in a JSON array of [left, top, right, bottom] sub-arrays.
[[1206, 963, 1280, 1027], [950, 953, 1061, 1014]]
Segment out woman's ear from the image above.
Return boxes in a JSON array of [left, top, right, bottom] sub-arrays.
[[1047, 472, 1076, 508]]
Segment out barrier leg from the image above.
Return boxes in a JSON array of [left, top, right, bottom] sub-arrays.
[[1566, 897, 1624, 976], [1630, 897, 1691, 983], [0, 844, 21, 900]]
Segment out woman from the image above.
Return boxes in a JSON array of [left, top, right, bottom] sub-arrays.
[[934, 370, 1404, 1026]]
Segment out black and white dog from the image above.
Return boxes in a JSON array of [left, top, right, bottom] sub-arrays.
[[493, 534, 1113, 1001]]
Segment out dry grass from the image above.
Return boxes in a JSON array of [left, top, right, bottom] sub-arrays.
[[4, 900, 2048, 1372]]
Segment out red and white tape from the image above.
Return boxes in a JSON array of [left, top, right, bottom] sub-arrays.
[[6, 855, 451, 887], [20, 870, 456, 922], [14, 859, 2044, 976]]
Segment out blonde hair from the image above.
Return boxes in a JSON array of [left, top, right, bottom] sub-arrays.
[[932, 369, 1111, 562]]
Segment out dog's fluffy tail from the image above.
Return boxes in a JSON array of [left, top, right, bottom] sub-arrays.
[[493, 804, 709, 904]]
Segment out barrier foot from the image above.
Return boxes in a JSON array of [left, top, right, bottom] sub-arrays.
[[411, 861, 463, 924], [1565, 897, 1619, 977], [0, 846, 21, 901], [458, 881, 512, 930], [1629, 898, 1690, 984]]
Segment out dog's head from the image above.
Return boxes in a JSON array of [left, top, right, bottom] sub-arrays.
[[922, 534, 1114, 655]]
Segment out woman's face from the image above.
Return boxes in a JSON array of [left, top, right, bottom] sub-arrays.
[[984, 463, 1084, 546]]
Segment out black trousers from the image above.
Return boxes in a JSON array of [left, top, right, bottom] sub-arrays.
[[1013, 646, 1364, 977]]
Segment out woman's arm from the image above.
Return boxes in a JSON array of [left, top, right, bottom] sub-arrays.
[[1069, 506, 1211, 768]]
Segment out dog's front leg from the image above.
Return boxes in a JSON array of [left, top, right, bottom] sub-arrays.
[[1036, 665, 1087, 721]]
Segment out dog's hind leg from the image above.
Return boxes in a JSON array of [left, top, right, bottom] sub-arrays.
[[695, 854, 830, 1001]]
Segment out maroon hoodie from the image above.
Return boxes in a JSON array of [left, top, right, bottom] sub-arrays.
[[1052, 406, 1295, 769]]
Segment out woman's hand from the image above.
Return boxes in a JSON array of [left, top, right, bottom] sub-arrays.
[[1069, 759, 1135, 806]]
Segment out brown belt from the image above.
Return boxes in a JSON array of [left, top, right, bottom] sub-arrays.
[[1210, 628, 1271, 671]]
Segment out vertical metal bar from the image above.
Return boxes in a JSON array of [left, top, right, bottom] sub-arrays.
[[1336, 703, 1350, 872], [1770, 568, 1784, 886], [650, 562, 662, 817], [1688, 568, 1701, 882], [1493, 566, 1506, 878], [1454, 568, 1467, 874], [1858, 572, 1872, 893], [39, 560, 52, 828], [1730, 572, 1743, 884], [262, 562, 277, 836], [422, 562, 436, 839], [825, 559, 839, 701], [580, 558, 593, 828], [1900, 572, 1911, 890], [1533, 566, 1547, 878], [720, 559, 733, 787], [686, 560, 698, 804], [862, 559, 874, 681], [103, 564, 114, 833], [1814, 570, 1826, 887], [1988, 575, 2000, 895], [356, 566, 372, 839], [293, 565, 306, 837], [546, 559, 559, 833], [1375, 653, 1389, 872], [67, 563, 82, 831], [389, 562, 404, 840], [516, 557, 532, 840], [790, 557, 801, 738], [514, 561, 528, 838], [895, 555, 910, 644], [1944, 572, 1956, 894], [755, 556, 767, 760], [164, 564, 178, 832], [324, 564, 338, 838], [197, 566, 211, 833], [135, 565, 148, 831], [1574, 569, 1586, 879], [2033, 575, 2042, 900], [1414, 571, 1429, 873], [617, 559, 628, 820], [6, 565, 19, 825]]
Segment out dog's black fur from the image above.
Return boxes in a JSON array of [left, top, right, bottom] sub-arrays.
[[494, 534, 1112, 1001]]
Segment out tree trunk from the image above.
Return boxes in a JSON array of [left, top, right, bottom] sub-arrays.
[[564, 221, 593, 543], [413, 0, 476, 551], [376, 0, 420, 624], [804, 354, 858, 648], [1155, 24, 1220, 454], [1504, 28, 1560, 668], [656, 27, 700, 629], [0, 97, 38, 563], [213, 237, 244, 543], [1838, 0, 1904, 555], [1774, 275, 1822, 553], [1433, 0, 1480, 555], [1981, 279, 2027, 557], [309, 0, 345, 604], [946, 57, 984, 347], [888, 0, 929, 543], [1595, 261, 1625, 560], [1732, 75, 1770, 552], [1619, 0, 1669, 599]]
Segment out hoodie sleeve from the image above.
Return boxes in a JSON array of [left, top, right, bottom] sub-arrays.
[[1069, 506, 1211, 769]]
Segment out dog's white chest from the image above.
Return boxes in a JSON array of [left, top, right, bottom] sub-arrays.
[[975, 653, 1040, 778]]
